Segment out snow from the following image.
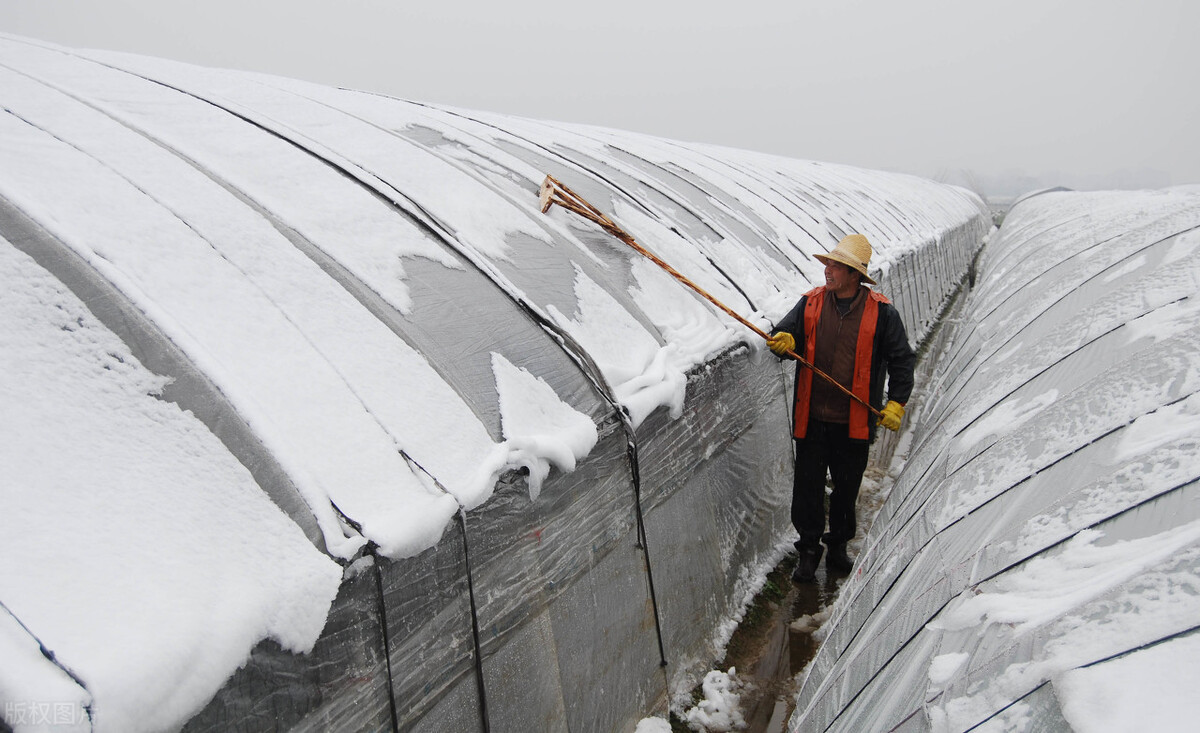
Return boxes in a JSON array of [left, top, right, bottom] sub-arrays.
[[0, 240, 343, 732], [684, 669, 747, 732], [927, 653, 969, 687], [930, 522, 1200, 634], [630, 257, 745, 363], [953, 389, 1058, 451], [634, 717, 674, 733], [0, 86, 467, 560], [789, 610, 832, 635], [1113, 390, 1200, 461], [492, 352, 599, 500], [1055, 634, 1200, 733], [547, 264, 689, 427], [1123, 290, 1200, 344]]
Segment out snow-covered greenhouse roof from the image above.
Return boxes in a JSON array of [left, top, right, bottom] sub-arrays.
[[791, 188, 1200, 732], [0, 33, 990, 732]]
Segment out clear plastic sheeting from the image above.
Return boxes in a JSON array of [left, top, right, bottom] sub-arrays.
[[0, 32, 988, 732], [789, 188, 1200, 733]]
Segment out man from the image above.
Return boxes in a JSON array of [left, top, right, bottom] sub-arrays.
[[767, 234, 915, 582]]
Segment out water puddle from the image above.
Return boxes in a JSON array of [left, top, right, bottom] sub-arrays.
[[719, 556, 850, 733]]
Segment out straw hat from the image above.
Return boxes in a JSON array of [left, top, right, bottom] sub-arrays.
[[815, 234, 876, 285]]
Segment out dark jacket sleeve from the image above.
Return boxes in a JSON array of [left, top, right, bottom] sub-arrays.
[[873, 303, 915, 406]]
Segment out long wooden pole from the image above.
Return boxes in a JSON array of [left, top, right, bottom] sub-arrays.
[[538, 175, 883, 419]]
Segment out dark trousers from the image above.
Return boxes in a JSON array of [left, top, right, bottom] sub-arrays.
[[791, 420, 870, 549]]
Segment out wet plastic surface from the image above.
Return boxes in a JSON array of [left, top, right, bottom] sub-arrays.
[[790, 190, 1200, 732]]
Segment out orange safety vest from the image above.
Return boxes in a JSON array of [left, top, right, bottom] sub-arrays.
[[793, 286, 890, 441]]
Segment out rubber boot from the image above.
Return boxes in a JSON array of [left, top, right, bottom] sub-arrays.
[[826, 543, 853, 574], [792, 545, 824, 583]]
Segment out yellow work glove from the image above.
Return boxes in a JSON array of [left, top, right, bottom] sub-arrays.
[[767, 331, 795, 356], [878, 400, 905, 431]]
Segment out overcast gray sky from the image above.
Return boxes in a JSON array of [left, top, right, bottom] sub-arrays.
[[2, 0, 1197, 194]]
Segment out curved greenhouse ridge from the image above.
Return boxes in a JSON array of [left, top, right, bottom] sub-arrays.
[[790, 188, 1200, 732]]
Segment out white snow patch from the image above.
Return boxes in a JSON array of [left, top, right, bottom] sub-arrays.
[[930, 522, 1200, 634], [1054, 634, 1200, 733], [548, 264, 687, 427], [0, 102, 476, 561], [684, 668, 746, 732], [0, 241, 343, 733], [928, 652, 970, 687], [955, 390, 1058, 451], [629, 256, 743, 369], [1112, 391, 1200, 463], [930, 700, 1032, 733], [929, 538, 1200, 733], [634, 717, 674, 733], [492, 352, 599, 500], [789, 609, 832, 635], [1123, 296, 1200, 345]]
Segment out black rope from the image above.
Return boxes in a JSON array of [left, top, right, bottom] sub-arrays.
[[328, 499, 400, 733], [1081, 623, 1200, 669], [368, 548, 400, 733], [457, 510, 492, 733], [626, 432, 669, 668], [520, 327, 673, 673]]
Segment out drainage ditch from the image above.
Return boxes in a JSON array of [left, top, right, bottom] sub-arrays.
[[718, 461, 891, 733]]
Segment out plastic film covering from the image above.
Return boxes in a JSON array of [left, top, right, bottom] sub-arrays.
[[789, 188, 1200, 733], [0, 33, 988, 732]]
